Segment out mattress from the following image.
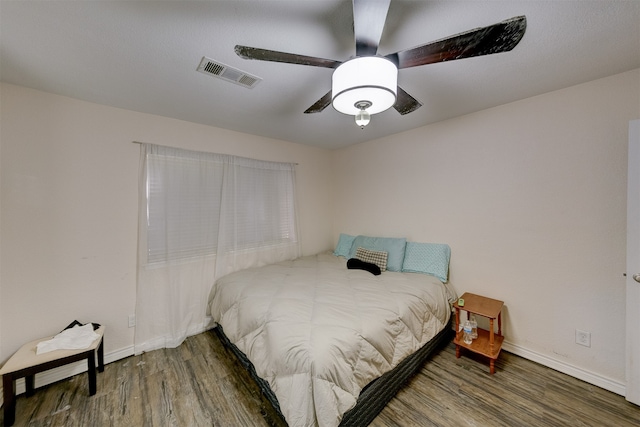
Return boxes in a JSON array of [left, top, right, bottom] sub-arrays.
[[209, 252, 451, 427]]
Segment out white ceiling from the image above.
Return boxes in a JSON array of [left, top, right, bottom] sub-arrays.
[[1, 0, 639, 149]]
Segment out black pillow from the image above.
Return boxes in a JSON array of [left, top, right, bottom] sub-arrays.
[[347, 258, 382, 276]]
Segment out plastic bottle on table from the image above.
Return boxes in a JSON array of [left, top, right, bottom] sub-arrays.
[[463, 320, 473, 344], [470, 315, 478, 340]]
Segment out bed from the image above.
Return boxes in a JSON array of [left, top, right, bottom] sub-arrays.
[[208, 236, 455, 427]]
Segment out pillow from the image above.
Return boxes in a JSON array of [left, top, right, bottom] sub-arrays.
[[355, 247, 388, 272], [334, 233, 356, 258], [347, 258, 381, 276], [348, 235, 406, 271], [401, 242, 451, 282]]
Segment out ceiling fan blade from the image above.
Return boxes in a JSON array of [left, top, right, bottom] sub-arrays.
[[385, 15, 527, 69], [235, 45, 342, 69], [353, 0, 391, 57], [394, 86, 422, 115], [304, 90, 333, 114]]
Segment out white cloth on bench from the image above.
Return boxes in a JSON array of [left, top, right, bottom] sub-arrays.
[[36, 324, 100, 355]]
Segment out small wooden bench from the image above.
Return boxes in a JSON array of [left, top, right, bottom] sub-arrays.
[[0, 326, 104, 427]]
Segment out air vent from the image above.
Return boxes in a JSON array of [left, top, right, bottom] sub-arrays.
[[197, 57, 262, 89]]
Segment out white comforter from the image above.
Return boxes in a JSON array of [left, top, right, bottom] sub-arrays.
[[209, 252, 451, 427]]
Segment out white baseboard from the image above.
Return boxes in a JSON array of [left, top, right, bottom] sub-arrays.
[[0, 345, 134, 407], [502, 341, 626, 396]]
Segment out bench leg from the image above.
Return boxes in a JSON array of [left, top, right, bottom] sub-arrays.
[[97, 338, 104, 373], [25, 375, 35, 397], [3, 374, 16, 427], [87, 352, 96, 396], [87, 336, 104, 395]]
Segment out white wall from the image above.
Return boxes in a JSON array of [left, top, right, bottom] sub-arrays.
[[333, 69, 640, 393], [0, 83, 334, 365]]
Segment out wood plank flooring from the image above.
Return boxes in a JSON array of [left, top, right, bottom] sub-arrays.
[[3, 329, 639, 426]]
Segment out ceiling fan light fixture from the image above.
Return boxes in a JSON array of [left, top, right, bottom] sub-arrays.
[[355, 102, 371, 128], [332, 56, 397, 117]]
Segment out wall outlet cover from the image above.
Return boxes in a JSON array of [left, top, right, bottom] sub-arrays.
[[576, 329, 591, 347]]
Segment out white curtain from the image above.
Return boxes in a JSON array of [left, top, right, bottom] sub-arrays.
[[135, 143, 299, 354]]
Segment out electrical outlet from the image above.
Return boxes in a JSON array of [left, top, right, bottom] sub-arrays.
[[128, 314, 136, 328], [576, 329, 591, 347]]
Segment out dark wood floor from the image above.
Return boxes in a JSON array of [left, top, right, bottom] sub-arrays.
[[3, 329, 639, 426]]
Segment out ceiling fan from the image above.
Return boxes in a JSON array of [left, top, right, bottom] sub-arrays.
[[234, 0, 527, 127]]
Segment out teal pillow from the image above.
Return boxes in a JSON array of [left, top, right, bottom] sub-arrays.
[[348, 235, 406, 272], [334, 233, 356, 258], [402, 242, 451, 282]]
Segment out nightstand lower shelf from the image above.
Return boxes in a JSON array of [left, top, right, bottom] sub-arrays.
[[454, 328, 504, 360]]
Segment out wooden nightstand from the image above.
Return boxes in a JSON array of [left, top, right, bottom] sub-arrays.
[[453, 292, 504, 374]]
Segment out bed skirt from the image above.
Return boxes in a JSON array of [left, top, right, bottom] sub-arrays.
[[213, 318, 453, 426]]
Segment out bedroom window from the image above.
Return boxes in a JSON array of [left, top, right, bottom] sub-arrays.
[[142, 144, 298, 264]]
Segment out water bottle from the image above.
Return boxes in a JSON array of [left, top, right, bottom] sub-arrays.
[[463, 320, 473, 345], [470, 315, 478, 340]]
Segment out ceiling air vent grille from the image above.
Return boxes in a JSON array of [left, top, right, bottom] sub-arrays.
[[197, 56, 261, 89]]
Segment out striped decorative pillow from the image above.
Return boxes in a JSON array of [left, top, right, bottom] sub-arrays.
[[355, 247, 388, 272]]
